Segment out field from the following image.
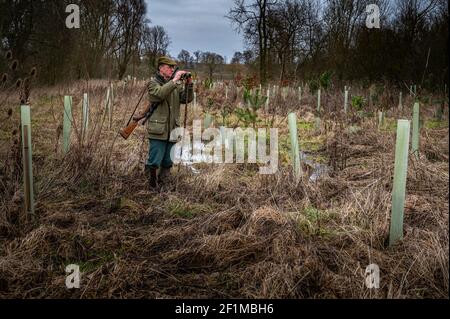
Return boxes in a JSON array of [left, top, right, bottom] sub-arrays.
[[0, 80, 448, 298]]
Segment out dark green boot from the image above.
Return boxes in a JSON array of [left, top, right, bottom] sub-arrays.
[[158, 167, 172, 190], [145, 166, 158, 190]]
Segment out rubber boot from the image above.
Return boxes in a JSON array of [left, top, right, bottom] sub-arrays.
[[145, 166, 158, 190], [158, 167, 172, 191]]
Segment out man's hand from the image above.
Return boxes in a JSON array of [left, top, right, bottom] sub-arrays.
[[172, 70, 189, 83]]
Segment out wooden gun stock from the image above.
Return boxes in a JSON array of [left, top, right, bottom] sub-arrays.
[[120, 100, 160, 141], [119, 120, 139, 140]]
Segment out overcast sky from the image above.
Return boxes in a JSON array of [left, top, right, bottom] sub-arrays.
[[145, 0, 245, 63]]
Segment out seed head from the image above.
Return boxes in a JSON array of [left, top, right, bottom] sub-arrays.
[[10, 60, 19, 71], [5, 51, 12, 60], [1, 73, 7, 84]]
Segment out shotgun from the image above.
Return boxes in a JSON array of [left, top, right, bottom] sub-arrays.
[[119, 82, 148, 139], [119, 102, 160, 139], [120, 66, 189, 140]]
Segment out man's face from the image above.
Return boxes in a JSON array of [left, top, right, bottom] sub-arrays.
[[159, 64, 175, 79]]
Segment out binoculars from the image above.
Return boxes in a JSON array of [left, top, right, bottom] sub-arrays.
[[180, 72, 192, 80]]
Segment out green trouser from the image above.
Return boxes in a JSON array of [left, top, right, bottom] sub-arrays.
[[146, 139, 175, 169]]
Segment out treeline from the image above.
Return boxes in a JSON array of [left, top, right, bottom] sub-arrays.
[[227, 0, 449, 89], [1, 0, 448, 89], [0, 0, 171, 84]]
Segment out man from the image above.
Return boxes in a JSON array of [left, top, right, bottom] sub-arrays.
[[134, 56, 193, 190]]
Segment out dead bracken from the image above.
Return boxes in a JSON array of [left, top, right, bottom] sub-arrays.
[[0, 80, 447, 299]]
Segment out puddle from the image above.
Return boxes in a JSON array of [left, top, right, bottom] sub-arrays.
[[173, 127, 232, 175], [173, 135, 330, 182], [173, 140, 207, 175]]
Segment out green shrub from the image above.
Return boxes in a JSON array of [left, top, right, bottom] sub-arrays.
[[351, 95, 365, 111], [235, 88, 266, 128]]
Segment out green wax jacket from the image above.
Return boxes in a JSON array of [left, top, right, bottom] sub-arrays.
[[146, 73, 194, 141]]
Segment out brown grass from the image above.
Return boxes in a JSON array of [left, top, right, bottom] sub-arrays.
[[0, 80, 448, 299]]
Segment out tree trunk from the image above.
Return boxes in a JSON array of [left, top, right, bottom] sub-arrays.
[[118, 62, 127, 80]]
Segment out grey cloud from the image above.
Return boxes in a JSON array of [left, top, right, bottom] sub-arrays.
[[146, 0, 244, 62]]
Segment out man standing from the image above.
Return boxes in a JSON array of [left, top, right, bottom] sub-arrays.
[[134, 56, 193, 190]]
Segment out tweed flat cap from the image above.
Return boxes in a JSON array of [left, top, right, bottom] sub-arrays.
[[157, 56, 177, 67]]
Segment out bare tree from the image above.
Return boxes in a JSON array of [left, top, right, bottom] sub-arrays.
[[322, 0, 371, 78], [267, 0, 307, 83], [193, 50, 202, 65], [227, 0, 277, 85], [394, 0, 441, 80], [242, 50, 255, 64], [0, 0, 446, 88], [112, 0, 147, 80], [177, 49, 193, 68], [231, 51, 244, 64], [201, 52, 224, 80], [78, 0, 117, 78], [142, 25, 170, 72]]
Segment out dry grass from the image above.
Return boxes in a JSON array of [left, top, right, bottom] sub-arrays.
[[0, 80, 448, 299]]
